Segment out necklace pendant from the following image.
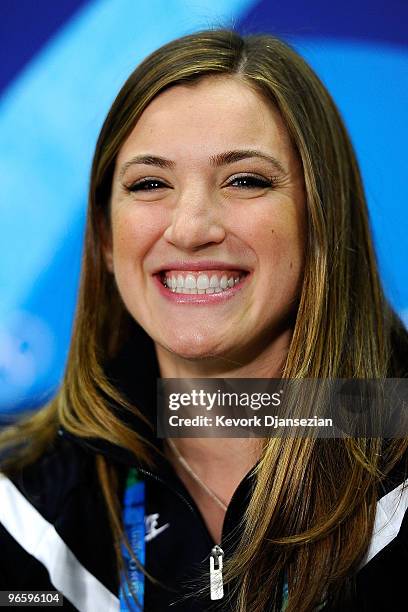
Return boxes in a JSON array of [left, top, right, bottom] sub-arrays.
[[210, 545, 224, 600]]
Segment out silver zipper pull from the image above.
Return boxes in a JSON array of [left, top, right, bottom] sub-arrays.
[[210, 545, 224, 600]]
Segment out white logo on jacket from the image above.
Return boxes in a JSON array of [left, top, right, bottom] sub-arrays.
[[145, 513, 170, 541]]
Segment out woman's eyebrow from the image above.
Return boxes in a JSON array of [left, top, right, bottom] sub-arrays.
[[118, 149, 286, 179], [119, 155, 175, 179], [209, 149, 286, 175]]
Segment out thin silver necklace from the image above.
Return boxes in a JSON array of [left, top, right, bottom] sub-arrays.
[[167, 438, 228, 512]]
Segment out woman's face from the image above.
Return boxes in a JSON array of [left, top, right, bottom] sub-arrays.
[[105, 76, 306, 365]]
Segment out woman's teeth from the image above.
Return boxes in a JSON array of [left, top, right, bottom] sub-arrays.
[[162, 272, 243, 294]]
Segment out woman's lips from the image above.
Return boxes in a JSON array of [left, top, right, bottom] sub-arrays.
[[153, 270, 249, 304]]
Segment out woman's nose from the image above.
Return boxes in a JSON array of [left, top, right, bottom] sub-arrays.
[[163, 188, 226, 250]]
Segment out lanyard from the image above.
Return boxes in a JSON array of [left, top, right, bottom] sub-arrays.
[[282, 573, 289, 610], [119, 468, 145, 611]]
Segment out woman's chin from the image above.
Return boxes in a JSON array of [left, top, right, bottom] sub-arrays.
[[160, 332, 228, 362]]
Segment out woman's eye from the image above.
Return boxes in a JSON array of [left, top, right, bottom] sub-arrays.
[[228, 175, 273, 189], [127, 178, 167, 192]]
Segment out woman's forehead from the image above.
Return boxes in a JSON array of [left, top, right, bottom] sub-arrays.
[[114, 76, 295, 171]]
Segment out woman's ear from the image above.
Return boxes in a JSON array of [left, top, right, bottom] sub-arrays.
[[98, 214, 114, 273]]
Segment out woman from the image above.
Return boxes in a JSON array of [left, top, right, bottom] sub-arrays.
[[1, 29, 407, 612]]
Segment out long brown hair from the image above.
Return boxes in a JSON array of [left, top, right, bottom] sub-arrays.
[[1, 29, 408, 611]]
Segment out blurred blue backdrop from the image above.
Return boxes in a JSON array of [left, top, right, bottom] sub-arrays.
[[1, 0, 407, 412]]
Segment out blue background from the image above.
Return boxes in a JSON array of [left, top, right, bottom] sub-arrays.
[[1, 0, 407, 411]]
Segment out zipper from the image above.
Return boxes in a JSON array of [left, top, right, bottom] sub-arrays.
[[210, 544, 224, 600]]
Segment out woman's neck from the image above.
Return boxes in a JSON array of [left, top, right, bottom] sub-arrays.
[[154, 329, 292, 537], [164, 436, 263, 543], [156, 335, 290, 541]]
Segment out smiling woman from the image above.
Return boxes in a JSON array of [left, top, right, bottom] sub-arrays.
[[1, 29, 408, 612]]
